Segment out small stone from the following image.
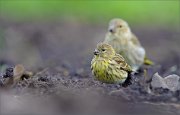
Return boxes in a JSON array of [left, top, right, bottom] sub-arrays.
[[164, 74, 180, 92], [13, 64, 25, 77], [151, 73, 180, 92], [13, 64, 25, 82], [151, 72, 167, 89]]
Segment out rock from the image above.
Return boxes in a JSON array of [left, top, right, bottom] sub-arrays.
[[13, 64, 25, 82], [151, 73, 180, 92], [164, 74, 180, 92], [151, 73, 167, 88]]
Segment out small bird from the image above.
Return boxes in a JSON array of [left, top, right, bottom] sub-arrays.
[[91, 43, 133, 87], [104, 18, 153, 71]]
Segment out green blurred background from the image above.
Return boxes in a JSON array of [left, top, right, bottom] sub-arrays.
[[0, 0, 179, 27], [0, 0, 180, 68]]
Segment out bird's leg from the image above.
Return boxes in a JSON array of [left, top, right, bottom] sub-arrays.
[[143, 68, 147, 80], [143, 68, 152, 94]]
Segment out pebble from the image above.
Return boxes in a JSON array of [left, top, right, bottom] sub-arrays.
[[164, 74, 180, 92], [151, 73, 167, 88], [151, 72, 180, 92]]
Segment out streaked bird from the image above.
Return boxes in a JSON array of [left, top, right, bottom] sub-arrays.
[[91, 43, 133, 87]]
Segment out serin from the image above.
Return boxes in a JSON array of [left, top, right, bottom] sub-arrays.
[[104, 18, 153, 71], [91, 43, 133, 87]]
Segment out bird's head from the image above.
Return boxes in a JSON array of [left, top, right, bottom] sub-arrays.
[[108, 18, 131, 36], [94, 43, 115, 59]]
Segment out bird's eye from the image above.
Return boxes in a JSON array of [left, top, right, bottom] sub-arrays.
[[119, 25, 122, 28], [102, 49, 106, 52]]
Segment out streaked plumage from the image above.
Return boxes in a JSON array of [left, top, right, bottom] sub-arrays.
[[104, 18, 153, 71], [91, 43, 132, 87]]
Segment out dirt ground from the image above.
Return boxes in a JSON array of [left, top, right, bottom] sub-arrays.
[[0, 19, 180, 115]]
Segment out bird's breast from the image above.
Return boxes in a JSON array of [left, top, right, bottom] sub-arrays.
[[109, 38, 128, 52], [91, 59, 109, 77]]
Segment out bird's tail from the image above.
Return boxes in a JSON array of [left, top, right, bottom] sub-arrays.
[[144, 56, 154, 65]]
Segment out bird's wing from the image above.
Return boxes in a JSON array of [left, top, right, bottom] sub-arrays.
[[113, 54, 132, 72], [131, 33, 141, 46]]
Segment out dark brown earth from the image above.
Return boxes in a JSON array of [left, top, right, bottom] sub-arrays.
[[0, 19, 180, 115]]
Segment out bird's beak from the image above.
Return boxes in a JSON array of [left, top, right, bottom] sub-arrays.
[[108, 25, 115, 33], [94, 49, 99, 55]]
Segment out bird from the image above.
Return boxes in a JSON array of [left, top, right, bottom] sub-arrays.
[[104, 18, 153, 71], [91, 43, 133, 87]]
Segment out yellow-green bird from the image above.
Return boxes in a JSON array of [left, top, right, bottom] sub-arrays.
[[104, 18, 153, 71], [91, 43, 133, 87]]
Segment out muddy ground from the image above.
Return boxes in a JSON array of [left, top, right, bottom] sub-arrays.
[[0, 19, 180, 115]]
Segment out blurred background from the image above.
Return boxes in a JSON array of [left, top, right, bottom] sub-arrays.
[[0, 1, 180, 115], [0, 0, 179, 69]]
